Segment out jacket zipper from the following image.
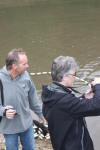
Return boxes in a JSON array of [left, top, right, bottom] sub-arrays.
[[81, 125, 84, 150]]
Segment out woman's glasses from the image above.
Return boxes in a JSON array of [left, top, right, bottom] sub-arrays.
[[68, 72, 77, 77]]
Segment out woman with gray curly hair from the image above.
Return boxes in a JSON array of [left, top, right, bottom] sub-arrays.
[[42, 55, 100, 150], [51, 56, 78, 83]]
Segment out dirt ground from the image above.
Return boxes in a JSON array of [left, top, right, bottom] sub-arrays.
[[35, 138, 53, 150]]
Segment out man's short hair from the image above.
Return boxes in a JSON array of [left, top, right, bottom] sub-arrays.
[[6, 48, 26, 70]]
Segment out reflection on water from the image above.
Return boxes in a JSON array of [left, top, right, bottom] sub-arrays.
[[0, 1, 100, 149]]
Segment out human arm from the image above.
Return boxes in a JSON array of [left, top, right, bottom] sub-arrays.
[[58, 83, 100, 118], [28, 78, 43, 118]]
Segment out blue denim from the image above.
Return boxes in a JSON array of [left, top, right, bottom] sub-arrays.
[[4, 125, 34, 150]]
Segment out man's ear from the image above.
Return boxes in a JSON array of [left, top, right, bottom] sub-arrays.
[[12, 64, 17, 70], [63, 74, 66, 77]]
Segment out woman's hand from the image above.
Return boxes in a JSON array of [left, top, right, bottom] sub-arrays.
[[85, 91, 94, 99], [92, 77, 100, 86]]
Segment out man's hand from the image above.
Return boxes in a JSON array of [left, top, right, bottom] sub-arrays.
[[4, 105, 16, 119], [39, 117, 46, 124]]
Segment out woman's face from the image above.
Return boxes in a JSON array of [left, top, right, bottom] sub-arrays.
[[61, 71, 76, 87], [68, 72, 76, 86]]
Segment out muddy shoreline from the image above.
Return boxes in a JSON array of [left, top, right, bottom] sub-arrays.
[[35, 138, 53, 150]]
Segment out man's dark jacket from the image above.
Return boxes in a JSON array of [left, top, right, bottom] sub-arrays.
[[42, 82, 100, 150]]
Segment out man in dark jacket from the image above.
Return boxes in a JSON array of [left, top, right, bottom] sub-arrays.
[[42, 56, 100, 150]]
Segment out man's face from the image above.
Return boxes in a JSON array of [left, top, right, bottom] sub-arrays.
[[15, 54, 29, 75]]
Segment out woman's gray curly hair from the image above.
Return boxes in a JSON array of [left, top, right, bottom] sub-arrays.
[[51, 56, 79, 82]]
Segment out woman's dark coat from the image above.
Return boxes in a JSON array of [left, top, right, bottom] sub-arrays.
[[42, 82, 100, 150]]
